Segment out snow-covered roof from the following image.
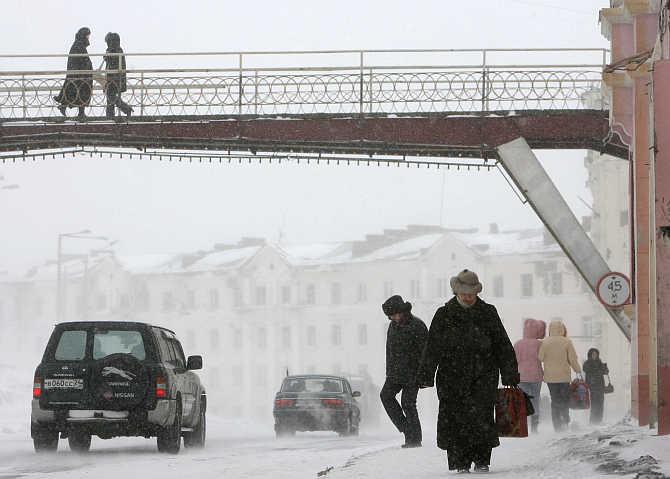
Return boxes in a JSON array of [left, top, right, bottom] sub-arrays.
[[451, 229, 561, 256], [116, 254, 182, 275], [279, 242, 353, 265], [186, 246, 262, 272], [354, 233, 444, 262]]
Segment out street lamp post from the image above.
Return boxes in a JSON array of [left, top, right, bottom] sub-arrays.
[[56, 230, 109, 322]]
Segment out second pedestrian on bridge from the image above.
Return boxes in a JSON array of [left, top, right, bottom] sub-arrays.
[[380, 295, 428, 449], [104, 32, 133, 118]]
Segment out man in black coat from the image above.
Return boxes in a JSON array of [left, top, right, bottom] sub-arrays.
[[380, 295, 428, 448], [417, 269, 519, 474], [54, 27, 93, 119], [104, 32, 133, 118]]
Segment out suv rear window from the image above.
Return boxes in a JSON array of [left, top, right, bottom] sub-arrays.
[[93, 330, 146, 360], [54, 330, 87, 360]]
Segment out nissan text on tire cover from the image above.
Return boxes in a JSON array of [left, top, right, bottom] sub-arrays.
[[31, 321, 207, 454]]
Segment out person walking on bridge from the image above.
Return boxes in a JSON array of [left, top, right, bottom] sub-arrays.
[[417, 269, 519, 474], [104, 32, 133, 118], [538, 320, 582, 432], [380, 295, 428, 448], [54, 27, 93, 120]]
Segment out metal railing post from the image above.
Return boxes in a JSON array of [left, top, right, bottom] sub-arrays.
[[254, 70, 258, 116], [21, 74, 27, 118], [368, 67, 373, 114], [238, 53, 243, 116], [481, 50, 488, 112], [359, 51, 364, 115], [139, 72, 145, 116]]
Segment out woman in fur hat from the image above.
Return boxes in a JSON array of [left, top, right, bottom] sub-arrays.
[[418, 269, 519, 474]]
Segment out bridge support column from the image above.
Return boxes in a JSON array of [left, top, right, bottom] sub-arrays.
[[653, 59, 670, 435], [631, 70, 652, 426]]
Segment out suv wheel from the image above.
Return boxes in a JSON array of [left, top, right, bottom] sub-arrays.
[[183, 400, 206, 449], [68, 429, 91, 453], [33, 427, 58, 453], [157, 400, 181, 454], [338, 416, 353, 437], [275, 424, 295, 438]]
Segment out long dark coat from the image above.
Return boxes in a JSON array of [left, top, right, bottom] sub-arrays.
[[385, 314, 428, 385], [583, 348, 609, 391], [55, 29, 93, 107], [417, 297, 519, 451], [104, 33, 127, 92]]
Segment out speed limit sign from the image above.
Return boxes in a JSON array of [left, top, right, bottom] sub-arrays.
[[596, 272, 631, 308]]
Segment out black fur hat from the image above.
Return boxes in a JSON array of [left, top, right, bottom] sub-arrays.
[[382, 295, 412, 316]]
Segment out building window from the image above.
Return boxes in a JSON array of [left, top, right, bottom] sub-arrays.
[[521, 274, 533, 297], [331, 325, 342, 346], [210, 329, 220, 350], [162, 292, 174, 312], [186, 290, 196, 310], [209, 289, 220, 310], [95, 294, 106, 312], [551, 273, 563, 295], [357, 283, 367, 303], [233, 328, 243, 349], [305, 284, 316, 305], [383, 281, 394, 298], [331, 283, 342, 305], [410, 279, 421, 298], [281, 285, 291, 305], [282, 326, 292, 350], [358, 324, 368, 346], [257, 327, 267, 349], [186, 330, 196, 351], [437, 278, 449, 297], [306, 325, 316, 347], [232, 365, 244, 387], [493, 276, 504, 298], [255, 286, 267, 306]]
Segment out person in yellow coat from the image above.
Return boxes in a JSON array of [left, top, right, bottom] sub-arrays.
[[538, 320, 582, 432]]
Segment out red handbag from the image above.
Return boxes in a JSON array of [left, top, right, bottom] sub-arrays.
[[495, 387, 528, 438], [569, 379, 591, 409]]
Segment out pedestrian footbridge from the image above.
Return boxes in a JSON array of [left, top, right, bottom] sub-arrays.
[[0, 48, 626, 160]]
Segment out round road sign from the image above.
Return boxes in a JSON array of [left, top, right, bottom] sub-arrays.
[[596, 272, 631, 308]]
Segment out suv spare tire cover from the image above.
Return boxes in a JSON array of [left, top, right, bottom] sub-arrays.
[[90, 353, 150, 410]]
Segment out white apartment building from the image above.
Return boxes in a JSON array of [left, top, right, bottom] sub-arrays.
[[1, 224, 627, 421]]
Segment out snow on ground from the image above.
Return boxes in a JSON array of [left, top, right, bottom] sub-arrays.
[[1, 375, 669, 479]]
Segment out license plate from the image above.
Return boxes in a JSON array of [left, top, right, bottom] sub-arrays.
[[44, 378, 84, 389]]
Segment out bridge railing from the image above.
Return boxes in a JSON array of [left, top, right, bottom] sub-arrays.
[[0, 48, 608, 120]]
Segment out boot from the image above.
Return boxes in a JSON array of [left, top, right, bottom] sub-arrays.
[[473, 464, 489, 473], [77, 107, 86, 120], [57, 105, 67, 116]]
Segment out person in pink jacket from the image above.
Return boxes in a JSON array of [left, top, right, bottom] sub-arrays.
[[513, 318, 546, 433]]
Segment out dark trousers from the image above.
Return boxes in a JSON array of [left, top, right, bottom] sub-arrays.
[[590, 389, 605, 424], [106, 82, 132, 118], [547, 383, 570, 432], [446, 444, 492, 470], [380, 379, 421, 444], [519, 381, 542, 432]]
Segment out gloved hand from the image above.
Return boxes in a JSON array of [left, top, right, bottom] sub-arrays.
[[502, 372, 520, 387]]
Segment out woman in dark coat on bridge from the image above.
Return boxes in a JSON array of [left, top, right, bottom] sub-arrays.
[[54, 27, 93, 119], [104, 32, 133, 118], [417, 269, 519, 474]]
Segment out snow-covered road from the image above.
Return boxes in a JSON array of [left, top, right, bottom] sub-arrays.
[[2, 394, 669, 479]]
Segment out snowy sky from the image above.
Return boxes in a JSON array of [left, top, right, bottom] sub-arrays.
[[0, 0, 610, 273]]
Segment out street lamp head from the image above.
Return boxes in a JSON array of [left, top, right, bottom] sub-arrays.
[[1, 184, 19, 190]]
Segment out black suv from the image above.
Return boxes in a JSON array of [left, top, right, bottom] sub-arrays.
[[273, 375, 361, 437], [31, 321, 206, 454]]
